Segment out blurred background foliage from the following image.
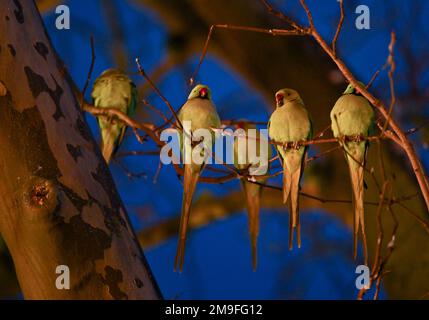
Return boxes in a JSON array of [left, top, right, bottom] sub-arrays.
[[1, 0, 428, 299]]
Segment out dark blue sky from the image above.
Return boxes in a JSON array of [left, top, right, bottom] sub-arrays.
[[40, 0, 429, 299]]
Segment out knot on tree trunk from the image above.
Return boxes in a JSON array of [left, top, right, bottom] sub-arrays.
[[23, 176, 59, 220]]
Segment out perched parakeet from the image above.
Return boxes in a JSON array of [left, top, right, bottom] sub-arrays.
[[268, 89, 312, 250], [233, 122, 272, 271], [175, 84, 221, 272], [330, 82, 374, 264], [91, 69, 137, 163]]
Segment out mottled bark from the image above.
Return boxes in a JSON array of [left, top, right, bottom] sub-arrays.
[[0, 0, 161, 299]]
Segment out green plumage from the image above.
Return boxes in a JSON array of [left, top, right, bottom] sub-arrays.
[[233, 123, 272, 270], [330, 82, 374, 265], [175, 84, 221, 272], [268, 88, 312, 250], [91, 69, 137, 163]]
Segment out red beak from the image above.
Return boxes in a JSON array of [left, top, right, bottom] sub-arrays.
[[200, 88, 208, 98]]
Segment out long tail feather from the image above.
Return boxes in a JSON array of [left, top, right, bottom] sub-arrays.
[[290, 167, 302, 249], [100, 123, 122, 164], [242, 180, 261, 271], [175, 164, 200, 272], [283, 161, 292, 204], [101, 140, 115, 164], [348, 162, 368, 265], [286, 167, 302, 250]]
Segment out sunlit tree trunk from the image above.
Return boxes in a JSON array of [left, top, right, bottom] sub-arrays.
[[0, 0, 162, 299]]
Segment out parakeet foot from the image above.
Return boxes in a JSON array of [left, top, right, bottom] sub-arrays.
[[292, 141, 300, 150]]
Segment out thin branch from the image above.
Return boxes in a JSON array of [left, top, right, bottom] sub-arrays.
[[80, 35, 95, 109], [305, 145, 342, 163], [83, 102, 160, 146], [259, 0, 303, 31], [299, 0, 315, 29], [396, 202, 429, 235], [142, 99, 170, 124], [116, 150, 161, 158], [366, 69, 381, 90], [113, 158, 147, 180], [189, 24, 307, 85], [332, 0, 344, 57], [381, 31, 397, 135], [135, 58, 183, 129]]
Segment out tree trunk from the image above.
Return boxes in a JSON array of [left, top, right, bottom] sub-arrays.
[[0, 0, 162, 299]]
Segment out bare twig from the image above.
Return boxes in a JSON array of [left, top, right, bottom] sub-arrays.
[[189, 24, 307, 86], [396, 202, 429, 235], [135, 58, 183, 129], [299, 0, 315, 29], [142, 99, 170, 124], [80, 35, 95, 109], [116, 150, 161, 158], [381, 32, 397, 135], [259, 0, 303, 31], [83, 103, 160, 145], [305, 145, 342, 163], [366, 69, 381, 90], [332, 0, 344, 57], [113, 159, 147, 180]]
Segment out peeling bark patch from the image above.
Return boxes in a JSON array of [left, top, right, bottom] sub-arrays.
[[34, 42, 49, 61], [13, 0, 24, 24], [72, 270, 104, 293], [24, 66, 65, 120], [102, 266, 128, 300], [90, 164, 127, 233], [61, 184, 122, 237], [0, 94, 61, 180], [134, 278, 143, 289], [66, 144, 83, 162], [91, 163, 122, 211], [86, 194, 123, 237], [60, 183, 89, 212], [75, 116, 93, 142], [8, 44, 16, 57], [50, 212, 113, 293], [56, 214, 112, 265]]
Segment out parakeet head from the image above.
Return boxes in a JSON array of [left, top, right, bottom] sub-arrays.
[[93, 69, 132, 86], [343, 81, 365, 95], [275, 88, 302, 107], [188, 84, 211, 100], [92, 69, 135, 100]]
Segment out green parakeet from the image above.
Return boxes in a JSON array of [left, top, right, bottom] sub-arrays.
[[91, 69, 137, 163], [330, 82, 374, 265], [268, 88, 312, 250], [175, 84, 221, 272], [233, 122, 272, 271]]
